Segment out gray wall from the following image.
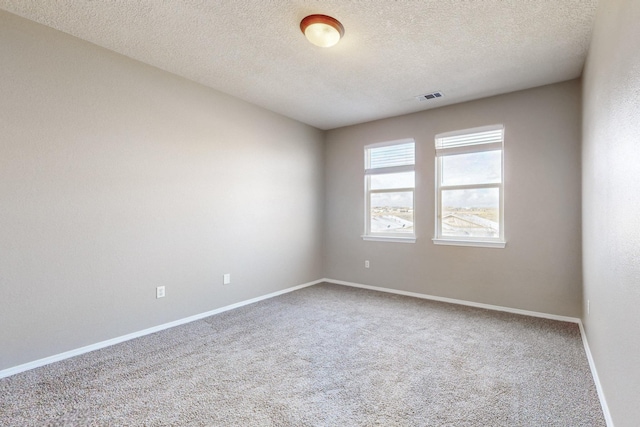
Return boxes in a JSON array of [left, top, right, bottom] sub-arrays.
[[0, 11, 324, 371], [325, 81, 583, 317], [582, 0, 640, 425], [7, 11, 629, 421]]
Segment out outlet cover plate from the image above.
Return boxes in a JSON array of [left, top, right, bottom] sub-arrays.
[[156, 286, 165, 299], [223, 274, 231, 285]]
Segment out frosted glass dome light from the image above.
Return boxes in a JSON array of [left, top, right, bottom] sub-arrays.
[[300, 15, 344, 48]]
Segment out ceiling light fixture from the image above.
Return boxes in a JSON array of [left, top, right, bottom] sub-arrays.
[[300, 14, 344, 48]]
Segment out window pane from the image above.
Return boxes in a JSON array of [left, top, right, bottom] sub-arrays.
[[441, 188, 499, 238], [441, 150, 501, 186], [371, 192, 413, 233], [370, 171, 414, 190], [368, 142, 415, 169]]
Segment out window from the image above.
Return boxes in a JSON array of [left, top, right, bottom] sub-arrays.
[[434, 125, 505, 248], [363, 139, 416, 242]]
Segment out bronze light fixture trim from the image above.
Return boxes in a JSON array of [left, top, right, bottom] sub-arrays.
[[300, 14, 345, 47]]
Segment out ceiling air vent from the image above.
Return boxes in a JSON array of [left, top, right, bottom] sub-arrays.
[[415, 91, 444, 102]]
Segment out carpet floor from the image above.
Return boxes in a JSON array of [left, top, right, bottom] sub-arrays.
[[0, 283, 605, 426]]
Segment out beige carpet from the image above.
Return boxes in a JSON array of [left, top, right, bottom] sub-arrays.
[[0, 283, 605, 426]]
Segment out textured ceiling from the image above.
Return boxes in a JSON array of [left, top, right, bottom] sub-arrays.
[[0, 1, 598, 130]]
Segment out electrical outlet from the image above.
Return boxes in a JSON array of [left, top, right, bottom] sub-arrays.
[[587, 299, 590, 315], [365, 260, 370, 269], [223, 273, 231, 285], [156, 286, 165, 299]]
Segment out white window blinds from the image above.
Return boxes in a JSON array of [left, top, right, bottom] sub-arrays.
[[435, 125, 504, 153], [366, 141, 415, 172]]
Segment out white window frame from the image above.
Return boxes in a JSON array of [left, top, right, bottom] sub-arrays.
[[363, 139, 416, 243], [433, 125, 505, 248]]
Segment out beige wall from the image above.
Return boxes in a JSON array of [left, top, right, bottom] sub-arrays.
[[4, 8, 618, 410], [0, 11, 324, 371], [582, 0, 640, 425], [325, 81, 583, 317]]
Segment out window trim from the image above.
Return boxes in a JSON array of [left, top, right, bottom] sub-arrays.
[[433, 125, 505, 248], [363, 138, 416, 242]]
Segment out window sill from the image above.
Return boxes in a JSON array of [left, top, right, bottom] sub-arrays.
[[432, 238, 506, 248], [362, 235, 416, 243]]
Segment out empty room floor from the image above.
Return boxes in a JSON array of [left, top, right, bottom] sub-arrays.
[[0, 283, 605, 426]]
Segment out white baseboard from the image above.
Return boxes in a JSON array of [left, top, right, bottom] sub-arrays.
[[578, 322, 615, 427], [0, 279, 323, 380], [322, 278, 580, 323], [1, 276, 615, 426], [323, 277, 613, 426]]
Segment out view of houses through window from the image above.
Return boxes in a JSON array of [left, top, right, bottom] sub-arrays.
[[363, 127, 504, 245], [435, 125, 505, 244], [370, 171, 414, 233], [364, 140, 415, 239]]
